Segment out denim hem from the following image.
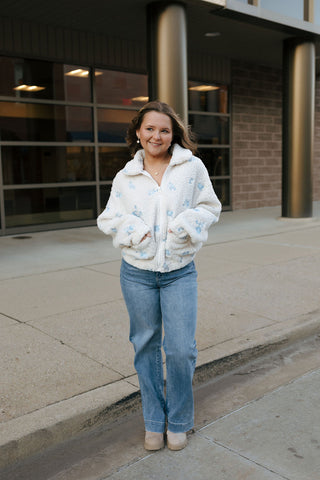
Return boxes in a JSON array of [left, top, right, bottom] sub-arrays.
[[144, 420, 166, 433], [167, 420, 194, 434]]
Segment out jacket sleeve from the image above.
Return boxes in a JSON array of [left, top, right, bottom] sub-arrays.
[[168, 161, 221, 244], [97, 173, 150, 248]]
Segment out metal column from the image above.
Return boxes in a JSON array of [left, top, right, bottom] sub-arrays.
[[147, 2, 188, 124], [282, 38, 315, 218]]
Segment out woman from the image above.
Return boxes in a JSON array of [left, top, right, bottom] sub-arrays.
[[97, 101, 221, 451]]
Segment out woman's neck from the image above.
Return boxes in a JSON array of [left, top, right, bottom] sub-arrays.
[[144, 151, 171, 166], [143, 152, 171, 185]]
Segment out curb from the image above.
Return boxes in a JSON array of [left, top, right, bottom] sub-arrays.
[[1, 312, 320, 471]]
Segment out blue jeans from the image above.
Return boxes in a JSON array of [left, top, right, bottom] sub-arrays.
[[120, 259, 198, 434]]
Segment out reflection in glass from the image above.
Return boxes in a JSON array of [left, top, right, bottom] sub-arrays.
[[2, 146, 95, 184], [100, 184, 112, 211], [4, 186, 97, 227], [95, 69, 148, 106], [199, 148, 230, 177], [98, 108, 136, 142], [63, 65, 92, 102], [189, 82, 228, 113], [0, 102, 93, 141], [189, 114, 229, 145], [0, 57, 91, 102], [212, 178, 230, 207], [99, 147, 129, 180]]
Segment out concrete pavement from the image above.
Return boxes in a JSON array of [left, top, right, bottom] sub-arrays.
[[106, 366, 320, 480], [1, 202, 320, 470]]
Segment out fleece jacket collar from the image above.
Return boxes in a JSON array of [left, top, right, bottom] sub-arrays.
[[123, 144, 193, 176]]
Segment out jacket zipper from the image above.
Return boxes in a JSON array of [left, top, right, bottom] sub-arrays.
[[142, 167, 169, 271]]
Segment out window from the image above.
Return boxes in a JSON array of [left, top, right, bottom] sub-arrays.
[[4, 186, 96, 228], [97, 109, 136, 143], [314, 1, 320, 24], [95, 69, 148, 106], [0, 58, 92, 102], [0, 56, 148, 233], [0, 102, 93, 142], [99, 147, 130, 181], [188, 82, 231, 209], [2, 146, 95, 184], [260, 0, 303, 20]]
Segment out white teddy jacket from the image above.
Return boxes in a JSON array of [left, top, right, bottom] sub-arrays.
[[97, 144, 221, 272]]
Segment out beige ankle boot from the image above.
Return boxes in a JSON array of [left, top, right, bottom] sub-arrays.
[[167, 431, 187, 451], [144, 431, 164, 451]]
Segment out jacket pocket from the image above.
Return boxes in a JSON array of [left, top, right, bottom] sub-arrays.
[[165, 231, 200, 260], [122, 235, 157, 261]]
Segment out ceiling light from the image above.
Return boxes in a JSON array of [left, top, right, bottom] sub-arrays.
[[131, 96, 149, 102], [13, 84, 45, 92], [205, 32, 221, 37], [65, 69, 103, 77], [189, 85, 220, 92], [65, 69, 89, 77]]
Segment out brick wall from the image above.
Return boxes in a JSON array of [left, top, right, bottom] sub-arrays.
[[231, 60, 320, 210], [231, 61, 282, 210]]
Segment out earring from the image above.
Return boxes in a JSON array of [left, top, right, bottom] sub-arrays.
[[137, 138, 140, 144]]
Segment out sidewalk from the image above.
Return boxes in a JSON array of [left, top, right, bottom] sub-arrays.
[[1, 203, 320, 469], [107, 367, 320, 480]]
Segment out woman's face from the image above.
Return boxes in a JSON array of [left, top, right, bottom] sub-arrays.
[[136, 111, 173, 160]]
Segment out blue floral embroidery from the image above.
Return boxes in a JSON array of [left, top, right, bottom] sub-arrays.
[[189, 177, 194, 184], [182, 199, 190, 207], [126, 225, 134, 234], [168, 182, 176, 191], [148, 188, 158, 196], [129, 181, 136, 190], [115, 191, 122, 198], [132, 205, 142, 217], [195, 220, 204, 233], [197, 182, 204, 191], [154, 225, 160, 233], [111, 227, 117, 233], [167, 210, 173, 217]]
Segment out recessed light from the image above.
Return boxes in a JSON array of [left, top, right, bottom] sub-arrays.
[[189, 85, 220, 92], [205, 32, 221, 37], [131, 96, 149, 102], [65, 69, 103, 77], [13, 84, 45, 92]]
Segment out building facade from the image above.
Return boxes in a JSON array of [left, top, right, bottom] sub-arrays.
[[0, 0, 319, 235]]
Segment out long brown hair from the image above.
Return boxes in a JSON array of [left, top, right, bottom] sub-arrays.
[[126, 101, 197, 156]]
